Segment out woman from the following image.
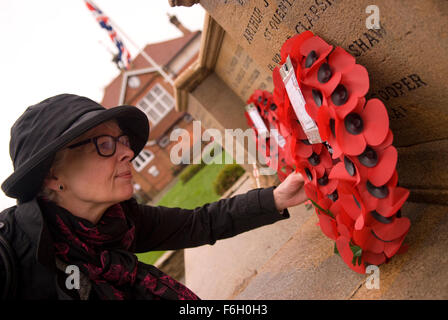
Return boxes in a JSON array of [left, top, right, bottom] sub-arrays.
[[0, 94, 307, 300]]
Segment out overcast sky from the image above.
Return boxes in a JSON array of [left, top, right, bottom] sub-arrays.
[[0, 0, 205, 209]]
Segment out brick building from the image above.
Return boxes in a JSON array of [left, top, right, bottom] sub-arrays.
[[101, 16, 203, 202]]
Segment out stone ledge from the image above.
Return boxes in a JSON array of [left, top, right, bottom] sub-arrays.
[[235, 201, 448, 300]]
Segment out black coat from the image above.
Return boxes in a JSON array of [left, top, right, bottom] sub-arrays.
[[0, 186, 288, 299]]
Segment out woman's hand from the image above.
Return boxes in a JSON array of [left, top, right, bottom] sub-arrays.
[[273, 172, 308, 212]]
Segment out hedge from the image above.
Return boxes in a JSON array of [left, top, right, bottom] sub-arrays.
[[213, 164, 245, 195]]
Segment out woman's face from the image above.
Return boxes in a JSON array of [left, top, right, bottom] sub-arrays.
[[52, 120, 135, 207]]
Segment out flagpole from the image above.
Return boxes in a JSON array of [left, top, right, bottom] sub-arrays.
[[87, 0, 174, 86], [107, 16, 175, 86]]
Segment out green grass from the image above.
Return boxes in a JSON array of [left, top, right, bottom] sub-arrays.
[[136, 251, 166, 265], [137, 149, 241, 264]]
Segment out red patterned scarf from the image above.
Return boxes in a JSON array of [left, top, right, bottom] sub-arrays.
[[39, 198, 200, 300]]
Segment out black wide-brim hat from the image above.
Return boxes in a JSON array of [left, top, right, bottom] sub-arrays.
[[1, 94, 150, 203]]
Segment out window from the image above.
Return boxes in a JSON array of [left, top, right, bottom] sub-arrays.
[[132, 149, 154, 172], [136, 84, 175, 125], [158, 135, 170, 148], [148, 165, 159, 177], [183, 113, 193, 123]]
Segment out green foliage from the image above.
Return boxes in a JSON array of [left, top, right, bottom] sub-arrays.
[[213, 164, 245, 196], [309, 199, 335, 218], [136, 251, 165, 265], [179, 162, 206, 184], [157, 149, 231, 209], [350, 242, 363, 266], [177, 144, 221, 184]]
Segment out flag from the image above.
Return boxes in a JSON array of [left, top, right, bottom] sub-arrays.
[[84, 0, 131, 70]]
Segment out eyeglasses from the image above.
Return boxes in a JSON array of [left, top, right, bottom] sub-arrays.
[[67, 134, 131, 157]]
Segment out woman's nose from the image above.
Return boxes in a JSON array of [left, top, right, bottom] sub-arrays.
[[117, 141, 134, 162]]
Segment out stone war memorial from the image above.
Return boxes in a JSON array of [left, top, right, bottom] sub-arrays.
[[170, 0, 447, 299]]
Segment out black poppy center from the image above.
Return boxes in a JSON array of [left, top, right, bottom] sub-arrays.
[[305, 50, 318, 68], [301, 139, 311, 145], [370, 210, 393, 224], [305, 168, 313, 181], [329, 118, 336, 137], [344, 156, 356, 176], [353, 195, 361, 209], [317, 173, 329, 186], [358, 147, 378, 168], [366, 180, 389, 199], [328, 190, 338, 202], [317, 63, 332, 83], [331, 84, 348, 106], [312, 89, 323, 107], [308, 152, 321, 166], [344, 113, 364, 135]]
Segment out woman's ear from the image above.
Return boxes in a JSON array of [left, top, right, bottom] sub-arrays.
[[43, 169, 60, 192]]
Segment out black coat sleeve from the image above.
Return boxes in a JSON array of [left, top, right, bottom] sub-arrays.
[[125, 186, 290, 253], [0, 256, 5, 297]]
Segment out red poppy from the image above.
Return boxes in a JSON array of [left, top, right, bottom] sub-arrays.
[[357, 170, 409, 219], [273, 66, 286, 109], [336, 236, 366, 274], [362, 251, 386, 266], [280, 31, 314, 66], [315, 105, 344, 159], [304, 181, 321, 202], [329, 155, 361, 186], [353, 143, 397, 187], [301, 83, 328, 121], [281, 134, 295, 166], [336, 206, 354, 239], [338, 183, 368, 231], [336, 98, 390, 156], [316, 167, 339, 196], [327, 47, 370, 117], [297, 160, 319, 186], [298, 35, 333, 78], [290, 133, 315, 160], [315, 201, 338, 241]]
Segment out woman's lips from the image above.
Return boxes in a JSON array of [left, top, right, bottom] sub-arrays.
[[116, 171, 132, 179]]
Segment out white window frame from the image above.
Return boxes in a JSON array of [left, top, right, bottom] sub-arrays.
[[136, 83, 175, 126], [148, 165, 160, 177], [132, 149, 155, 172]]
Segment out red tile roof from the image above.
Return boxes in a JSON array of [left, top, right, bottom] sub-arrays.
[[101, 73, 124, 108], [101, 31, 201, 108], [132, 31, 201, 69]]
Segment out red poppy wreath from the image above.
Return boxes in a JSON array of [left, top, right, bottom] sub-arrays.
[[244, 89, 296, 182], [252, 31, 410, 273]]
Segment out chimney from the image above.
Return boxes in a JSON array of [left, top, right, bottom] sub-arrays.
[[168, 14, 191, 36]]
